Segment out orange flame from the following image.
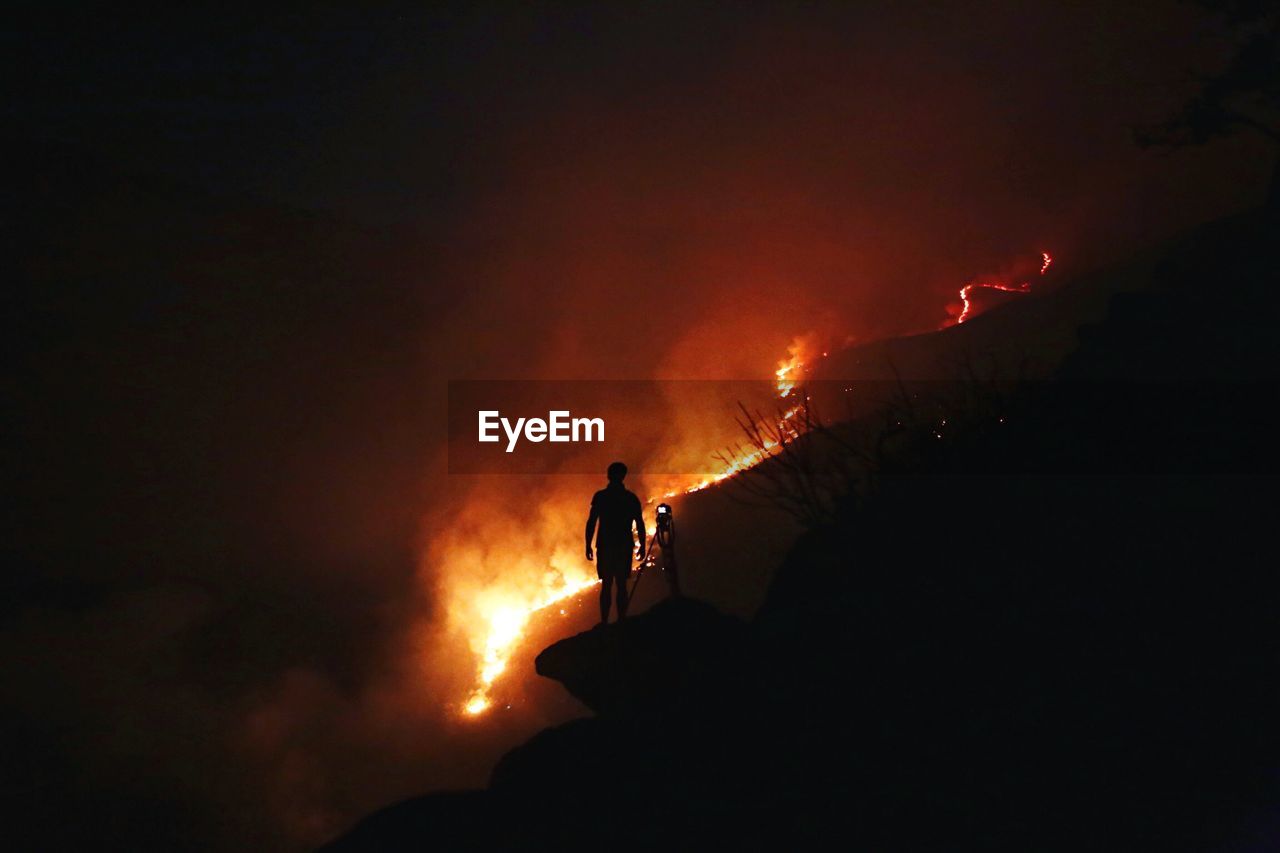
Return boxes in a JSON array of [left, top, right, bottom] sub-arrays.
[[947, 250, 1053, 326], [774, 332, 828, 398], [954, 280, 1032, 324], [674, 334, 814, 499], [775, 352, 804, 397], [461, 574, 598, 716], [659, 403, 803, 499]]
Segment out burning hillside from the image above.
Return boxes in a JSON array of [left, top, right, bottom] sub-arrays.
[[450, 252, 1054, 719]]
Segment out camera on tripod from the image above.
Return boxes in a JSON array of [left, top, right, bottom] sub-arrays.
[[635, 503, 680, 598]]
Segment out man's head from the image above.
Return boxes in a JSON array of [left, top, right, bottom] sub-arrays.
[[607, 461, 628, 483]]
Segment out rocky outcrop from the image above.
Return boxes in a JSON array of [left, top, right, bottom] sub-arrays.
[[533, 597, 747, 718], [319, 792, 495, 852]]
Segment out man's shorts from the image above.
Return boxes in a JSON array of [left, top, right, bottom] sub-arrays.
[[596, 548, 632, 581]]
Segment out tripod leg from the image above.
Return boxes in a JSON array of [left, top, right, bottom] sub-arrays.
[[628, 534, 656, 601], [665, 552, 681, 597]]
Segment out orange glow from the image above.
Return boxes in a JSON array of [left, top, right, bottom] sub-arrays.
[[658, 403, 802, 499], [666, 335, 813, 500], [775, 333, 820, 398], [953, 280, 1032, 324], [460, 574, 599, 716], [776, 357, 802, 397]]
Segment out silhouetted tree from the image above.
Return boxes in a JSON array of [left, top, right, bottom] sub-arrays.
[[1136, 1, 1279, 207], [716, 394, 861, 528], [719, 352, 1029, 527]]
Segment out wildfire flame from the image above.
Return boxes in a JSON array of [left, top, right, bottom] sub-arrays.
[[773, 332, 833, 397], [671, 334, 817, 499], [776, 351, 804, 397], [461, 575, 598, 715], [658, 402, 803, 499], [947, 251, 1052, 326]]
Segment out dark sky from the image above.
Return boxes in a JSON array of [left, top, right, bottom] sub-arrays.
[[4, 2, 1276, 851], [10, 3, 1269, 227], [10, 5, 764, 224]]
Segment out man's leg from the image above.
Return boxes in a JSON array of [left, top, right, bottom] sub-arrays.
[[599, 576, 613, 624], [615, 570, 629, 620]]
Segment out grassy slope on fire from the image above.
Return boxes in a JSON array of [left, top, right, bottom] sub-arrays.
[[454, 207, 1240, 725], [325, 206, 1279, 851]]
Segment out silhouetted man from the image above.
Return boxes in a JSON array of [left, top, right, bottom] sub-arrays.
[[585, 461, 645, 624]]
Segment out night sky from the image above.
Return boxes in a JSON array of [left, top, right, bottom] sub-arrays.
[[4, 3, 1274, 850]]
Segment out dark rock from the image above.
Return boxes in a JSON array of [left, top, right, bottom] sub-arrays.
[[534, 597, 747, 718], [489, 717, 618, 794], [318, 791, 498, 852]]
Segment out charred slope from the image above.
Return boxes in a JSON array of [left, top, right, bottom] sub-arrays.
[[325, 209, 1279, 851]]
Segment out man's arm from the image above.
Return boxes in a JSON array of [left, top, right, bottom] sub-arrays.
[[585, 499, 598, 560]]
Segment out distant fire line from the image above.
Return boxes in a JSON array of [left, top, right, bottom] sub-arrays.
[[951, 251, 1052, 325]]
